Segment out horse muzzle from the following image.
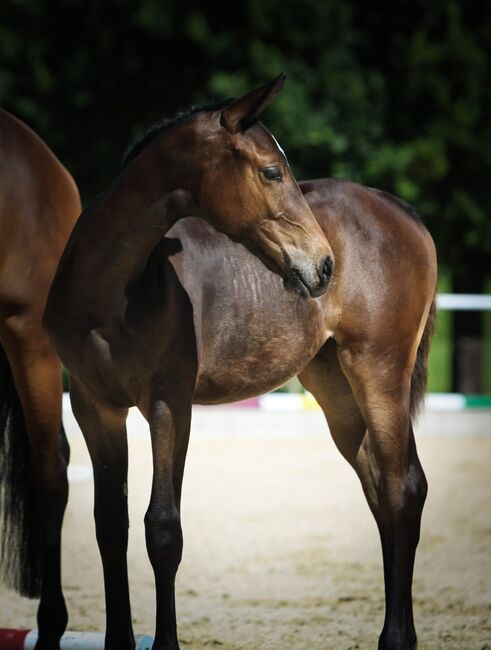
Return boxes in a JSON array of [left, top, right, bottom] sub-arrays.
[[290, 255, 333, 298]]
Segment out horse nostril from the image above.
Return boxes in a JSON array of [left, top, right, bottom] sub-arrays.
[[320, 256, 333, 285]]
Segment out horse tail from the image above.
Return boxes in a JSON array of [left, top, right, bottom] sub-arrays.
[[0, 342, 42, 598], [410, 295, 437, 421]]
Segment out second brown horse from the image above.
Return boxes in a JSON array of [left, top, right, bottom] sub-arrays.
[[0, 108, 80, 649]]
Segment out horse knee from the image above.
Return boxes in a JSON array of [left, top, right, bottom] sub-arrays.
[[145, 510, 183, 570]]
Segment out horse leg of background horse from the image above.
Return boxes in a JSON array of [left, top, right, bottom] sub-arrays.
[[144, 385, 193, 650], [69, 378, 134, 650], [299, 339, 426, 650], [0, 325, 68, 650]]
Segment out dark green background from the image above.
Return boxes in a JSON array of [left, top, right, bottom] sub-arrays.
[[1, 0, 490, 391]]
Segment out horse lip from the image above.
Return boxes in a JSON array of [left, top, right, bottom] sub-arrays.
[[309, 283, 328, 298], [290, 267, 329, 298], [290, 268, 312, 298]]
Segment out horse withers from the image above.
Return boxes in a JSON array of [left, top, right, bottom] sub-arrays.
[[0, 109, 81, 648]]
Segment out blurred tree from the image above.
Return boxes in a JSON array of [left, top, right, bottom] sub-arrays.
[[0, 0, 489, 285]]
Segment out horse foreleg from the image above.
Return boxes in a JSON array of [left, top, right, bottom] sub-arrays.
[[1, 329, 68, 650], [144, 391, 193, 650], [338, 346, 426, 650], [70, 378, 134, 650]]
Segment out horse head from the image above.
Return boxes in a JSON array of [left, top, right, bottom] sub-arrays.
[[140, 75, 334, 298], [195, 75, 334, 298]]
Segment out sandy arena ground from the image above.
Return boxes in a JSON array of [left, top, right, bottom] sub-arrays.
[[0, 406, 490, 649]]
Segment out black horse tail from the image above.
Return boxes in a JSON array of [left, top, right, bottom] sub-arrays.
[[410, 295, 437, 421], [0, 342, 42, 597]]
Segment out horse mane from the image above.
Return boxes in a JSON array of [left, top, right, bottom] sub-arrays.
[[122, 98, 234, 168]]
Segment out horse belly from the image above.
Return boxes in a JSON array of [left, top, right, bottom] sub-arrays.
[[194, 333, 322, 404], [191, 268, 327, 404]]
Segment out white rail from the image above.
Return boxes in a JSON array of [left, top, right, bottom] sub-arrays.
[[437, 294, 491, 311]]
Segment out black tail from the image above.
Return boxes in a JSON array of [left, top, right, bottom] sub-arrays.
[[0, 343, 42, 597], [410, 295, 437, 420]]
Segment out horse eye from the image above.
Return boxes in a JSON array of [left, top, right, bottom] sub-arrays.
[[261, 166, 282, 181]]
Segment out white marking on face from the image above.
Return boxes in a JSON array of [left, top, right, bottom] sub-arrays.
[[271, 134, 288, 162]]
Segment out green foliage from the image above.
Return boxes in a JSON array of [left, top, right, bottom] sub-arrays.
[[428, 269, 453, 393], [0, 0, 489, 280]]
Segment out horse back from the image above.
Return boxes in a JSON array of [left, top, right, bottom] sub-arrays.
[[0, 109, 80, 316]]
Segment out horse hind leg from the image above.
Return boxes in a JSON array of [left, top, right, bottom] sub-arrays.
[[0, 327, 69, 650], [0, 341, 40, 597], [299, 339, 426, 650]]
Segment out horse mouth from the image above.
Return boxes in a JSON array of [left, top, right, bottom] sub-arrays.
[[287, 268, 311, 298], [288, 268, 328, 299]]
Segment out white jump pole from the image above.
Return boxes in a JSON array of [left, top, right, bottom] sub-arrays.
[[0, 629, 153, 649], [436, 293, 491, 311]]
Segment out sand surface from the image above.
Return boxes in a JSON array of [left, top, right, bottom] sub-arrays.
[[1, 407, 490, 649]]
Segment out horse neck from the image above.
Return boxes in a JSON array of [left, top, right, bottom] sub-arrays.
[[71, 158, 198, 317]]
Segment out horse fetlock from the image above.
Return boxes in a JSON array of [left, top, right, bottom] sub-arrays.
[[36, 594, 68, 649], [153, 642, 180, 650], [104, 632, 136, 650], [152, 631, 180, 650]]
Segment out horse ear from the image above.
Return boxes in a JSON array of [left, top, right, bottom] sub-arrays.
[[220, 73, 286, 134]]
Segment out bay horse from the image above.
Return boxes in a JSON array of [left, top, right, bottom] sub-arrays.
[[0, 109, 80, 646], [42, 75, 333, 649], [43, 75, 436, 649]]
